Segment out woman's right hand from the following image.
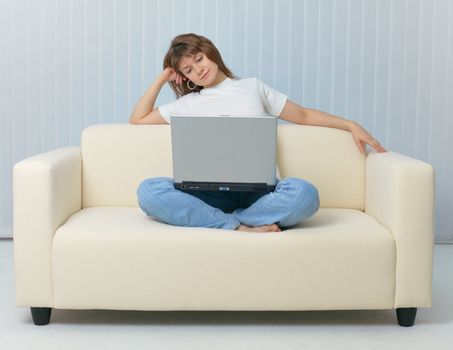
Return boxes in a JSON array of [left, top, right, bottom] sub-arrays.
[[160, 67, 186, 85]]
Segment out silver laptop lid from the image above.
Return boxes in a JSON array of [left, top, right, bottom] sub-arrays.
[[171, 115, 277, 185]]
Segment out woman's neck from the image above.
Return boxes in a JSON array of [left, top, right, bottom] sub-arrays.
[[204, 71, 228, 88]]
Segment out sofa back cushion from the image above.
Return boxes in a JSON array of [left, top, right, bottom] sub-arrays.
[[277, 124, 364, 210], [81, 124, 365, 209]]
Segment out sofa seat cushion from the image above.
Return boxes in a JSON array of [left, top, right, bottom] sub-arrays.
[[52, 208, 396, 310]]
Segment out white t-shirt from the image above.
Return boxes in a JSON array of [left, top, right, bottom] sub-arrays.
[[159, 77, 287, 180], [159, 77, 287, 121]]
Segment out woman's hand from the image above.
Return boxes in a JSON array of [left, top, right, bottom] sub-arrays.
[[349, 122, 387, 154], [160, 67, 186, 85]]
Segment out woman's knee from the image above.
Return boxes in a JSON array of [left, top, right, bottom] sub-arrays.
[[137, 177, 173, 194], [275, 178, 319, 228], [282, 177, 320, 217], [137, 177, 174, 213]]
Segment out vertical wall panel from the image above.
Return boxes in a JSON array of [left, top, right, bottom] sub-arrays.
[[318, 0, 334, 112], [12, 0, 28, 164], [0, 0, 13, 237], [401, 0, 419, 156], [186, 0, 202, 39], [142, 0, 158, 95], [201, 0, 217, 45], [442, 0, 453, 243], [113, 0, 128, 122], [274, 0, 290, 95], [429, 0, 449, 239], [215, 0, 231, 75], [373, 0, 391, 142], [331, 0, 347, 117], [172, 0, 188, 39], [230, 0, 246, 77], [55, 0, 71, 148], [99, 0, 114, 124], [386, 0, 405, 151], [128, 0, 143, 113], [1, 0, 452, 241], [302, 0, 319, 107], [345, 0, 363, 122], [360, 0, 377, 132], [28, 0, 43, 154], [41, 0, 56, 152], [415, 0, 434, 163], [155, 0, 173, 105], [288, 0, 303, 103], [245, 0, 260, 79], [85, 0, 100, 126], [69, 0, 85, 144]]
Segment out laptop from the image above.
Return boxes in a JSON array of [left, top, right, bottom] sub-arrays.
[[171, 115, 277, 192]]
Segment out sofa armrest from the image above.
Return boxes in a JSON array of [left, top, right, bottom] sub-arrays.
[[365, 151, 435, 308], [13, 147, 82, 307]]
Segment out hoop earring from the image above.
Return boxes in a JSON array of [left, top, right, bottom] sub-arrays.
[[186, 80, 197, 90]]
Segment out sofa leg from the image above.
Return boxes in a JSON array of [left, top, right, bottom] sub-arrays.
[[30, 307, 52, 325], [396, 307, 417, 327]]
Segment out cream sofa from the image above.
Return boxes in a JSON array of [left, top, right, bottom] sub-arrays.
[[13, 124, 434, 326]]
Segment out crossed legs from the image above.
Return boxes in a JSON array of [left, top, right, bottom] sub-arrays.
[[137, 177, 320, 231]]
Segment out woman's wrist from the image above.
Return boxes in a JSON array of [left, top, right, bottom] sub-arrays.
[[347, 120, 359, 132], [153, 75, 168, 87]]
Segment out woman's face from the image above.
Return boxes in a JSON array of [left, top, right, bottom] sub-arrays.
[[178, 52, 221, 88]]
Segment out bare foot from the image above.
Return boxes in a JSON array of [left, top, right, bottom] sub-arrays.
[[235, 223, 281, 233]]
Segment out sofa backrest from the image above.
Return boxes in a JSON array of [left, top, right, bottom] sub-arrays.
[[81, 124, 365, 210]]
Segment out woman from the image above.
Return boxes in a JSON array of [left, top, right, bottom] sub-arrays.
[[129, 33, 386, 233]]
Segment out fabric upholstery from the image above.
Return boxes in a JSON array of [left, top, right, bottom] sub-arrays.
[[12, 124, 434, 312], [81, 124, 172, 208], [81, 124, 365, 209], [277, 124, 365, 209], [365, 151, 435, 308], [13, 147, 81, 307], [53, 207, 395, 310]]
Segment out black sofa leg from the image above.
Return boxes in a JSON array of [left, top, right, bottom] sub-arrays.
[[30, 307, 52, 325], [396, 307, 417, 327]]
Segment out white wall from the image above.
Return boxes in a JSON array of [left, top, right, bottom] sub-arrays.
[[0, 0, 452, 241]]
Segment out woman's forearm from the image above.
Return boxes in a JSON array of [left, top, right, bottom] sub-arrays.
[[302, 108, 355, 131], [301, 107, 386, 153], [129, 77, 167, 124]]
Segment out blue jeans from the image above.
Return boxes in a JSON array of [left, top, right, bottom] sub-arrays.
[[137, 177, 320, 230]]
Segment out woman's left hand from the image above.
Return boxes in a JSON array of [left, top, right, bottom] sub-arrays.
[[350, 122, 387, 154]]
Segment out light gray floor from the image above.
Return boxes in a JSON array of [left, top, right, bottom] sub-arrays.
[[1, 239, 452, 350]]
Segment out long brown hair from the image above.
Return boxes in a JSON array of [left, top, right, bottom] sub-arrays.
[[163, 33, 235, 98]]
